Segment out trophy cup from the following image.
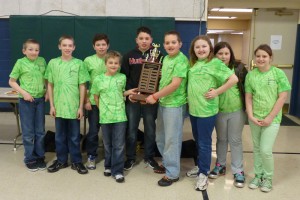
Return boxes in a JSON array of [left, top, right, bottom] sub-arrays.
[[131, 43, 162, 103]]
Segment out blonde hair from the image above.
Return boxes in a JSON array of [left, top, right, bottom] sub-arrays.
[[58, 35, 75, 45], [104, 50, 122, 64]]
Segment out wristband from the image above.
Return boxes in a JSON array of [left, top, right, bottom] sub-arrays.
[[152, 94, 158, 101]]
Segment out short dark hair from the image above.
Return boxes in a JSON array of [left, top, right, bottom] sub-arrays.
[[254, 44, 273, 57], [136, 26, 151, 36], [214, 41, 236, 69], [23, 39, 40, 49], [105, 50, 122, 64], [164, 30, 182, 43], [92, 34, 109, 45]]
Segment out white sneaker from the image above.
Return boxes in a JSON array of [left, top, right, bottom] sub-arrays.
[[195, 173, 208, 191], [186, 166, 199, 177], [115, 174, 125, 183], [103, 169, 111, 176]]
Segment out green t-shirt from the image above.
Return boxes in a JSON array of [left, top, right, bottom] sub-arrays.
[[188, 58, 234, 117], [90, 73, 127, 124], [45, 57, 90, 119], [159, 51, 189, 107], [219, 68, 243, 113], [84, 54, 106, 105], [245, 66, 291, 124], [9, 56, 47, 98]]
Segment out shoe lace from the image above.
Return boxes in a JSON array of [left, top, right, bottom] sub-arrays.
[[235, 172, 245, 181], [262, 179, 272, 188], [115, 174, 123, 179], [251, 177, 261, 185], [213, 163, 223, 173], [198, 173, 208, 183], [190, 166, 199, 173]]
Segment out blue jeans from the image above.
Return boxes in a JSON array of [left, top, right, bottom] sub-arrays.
[[156, 104, 186, 179], [86, 105, 100, 158], [19, 97, 45, 163], [101, 122, 126, 176], [125, 101, 158, 160], [55, 118, 82, 163], [190, 114, 217, 176]]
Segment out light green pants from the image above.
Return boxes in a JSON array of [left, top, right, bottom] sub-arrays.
[[249, 121, 280, 180]]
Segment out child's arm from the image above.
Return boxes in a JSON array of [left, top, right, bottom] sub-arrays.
[[44, 80, 49, 102], [205, 74, 238, 99], [84, 88, 92, 111], [9, 78, 34, 102], [146, 77, 182, 104], [47, 82, 56, 117], [77, 83, 86, 120], [123, 88, 138, 97], [245, 93, 261, 126], [94, 95, 99, 108], [260, 91, 288, 126]]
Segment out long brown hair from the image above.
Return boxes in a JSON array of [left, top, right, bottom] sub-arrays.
[[189, 35, 214, 66]]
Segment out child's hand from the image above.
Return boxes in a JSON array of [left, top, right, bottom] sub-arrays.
[[205, 88, 218, 99], [84, 101, 92, 111], [23, 91, 34, 102], [77, 108, 84, 120], [128, 88, 138, 95], [128, 94, 138, 103], [260, 116, 273, 126], [126, 88, 138, 103], [145, 95, 157, 104], [50, 106, 56, 118], [249, 116, 263, 126]]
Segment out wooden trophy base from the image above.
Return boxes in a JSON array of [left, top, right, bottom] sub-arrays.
[[131, 93, 150, 103]]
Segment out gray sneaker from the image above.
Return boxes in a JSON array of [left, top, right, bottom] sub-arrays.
[[248, 176, 262, 189], [86, 156, 96, 170], [260, 178, 272, 192], [186, 166, 199, 177]]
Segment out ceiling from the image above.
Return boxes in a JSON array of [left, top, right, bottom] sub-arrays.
[[208, 0, 300, 20]]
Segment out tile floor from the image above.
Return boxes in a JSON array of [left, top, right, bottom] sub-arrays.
[[0, 112, 299, 200]]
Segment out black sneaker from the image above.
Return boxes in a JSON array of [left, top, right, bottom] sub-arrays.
[[71, 163, 88, 174], [26, 161, 38, 172], [144, 158, 159, 169], [124, 159, 135, 171], [36, 158, 47, 170], [158, 176, 179, 187]]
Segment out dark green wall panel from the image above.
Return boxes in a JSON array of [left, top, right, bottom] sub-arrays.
[[41, 16, 75, 61], [10, 16, 42, 64], [10, 15, 175, 64], [74, 17, 107, 60], [107, 17, 141, 55]]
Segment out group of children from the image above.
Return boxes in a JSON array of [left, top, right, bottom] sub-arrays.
[[9, 26, 291, 191]]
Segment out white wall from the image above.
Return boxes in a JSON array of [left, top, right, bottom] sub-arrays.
[[0, 0, 206, 19]]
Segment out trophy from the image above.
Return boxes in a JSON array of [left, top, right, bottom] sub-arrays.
[[131, 43, 162, 103]]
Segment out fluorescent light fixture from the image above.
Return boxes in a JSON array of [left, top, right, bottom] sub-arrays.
[[207, 29, 235, 34], [231, 32, 244, 35], [208, 16, 237, 19], [211, 8, 252, 12]]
